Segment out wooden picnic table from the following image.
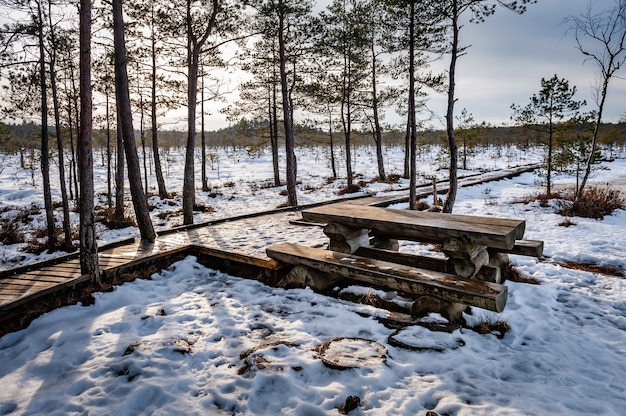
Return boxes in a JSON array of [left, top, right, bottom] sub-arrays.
[[301, 202, 525, 250], [267, 202, 544, 319]]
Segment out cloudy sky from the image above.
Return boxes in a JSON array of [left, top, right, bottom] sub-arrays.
[[426, 0, 626, 129], [214, 0, 624, 131]]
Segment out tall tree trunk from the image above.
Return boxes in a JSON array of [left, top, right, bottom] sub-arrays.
[[69, 53, 80, 200], [341, 49, 353, 188], [37, 3, 56, 253], [113, 0, 155, 241], [150, 5, 168, 199], [403, 111, 410, 179], [201, 70, 209, 191], [106, 93, 112, 208], [79, 0, 100, 281], [270, 70, 280, 186], [278, 8, 297, 206], [577, 76, 609, 201], [328, 107, 337, 179], [370, 33, 385, 182], [443, 0, 459, 214], [47, 3, 73, 251], [115, 118, 125, 219], [64, 74, 75, 201], [408, 1, 418, 210], [547, 118, 553, 196], [183, 40, 200, 224], [138, 90, 148, 194], [182, 0, 217, 224]]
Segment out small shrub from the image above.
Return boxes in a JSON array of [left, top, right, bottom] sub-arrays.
[[260, 181, 280, 189], [415, 200, 430, 211], [337, 183, 362, 196], [0, 220, 24, 245], [385, 173, 402, 184], [193, 204, 216, 213], [21, 237, 49, 255], [223, 180, 236, 188], [556, 185, 625, 220]]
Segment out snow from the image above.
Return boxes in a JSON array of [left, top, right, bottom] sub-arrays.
[[1, 144, 626, 415]]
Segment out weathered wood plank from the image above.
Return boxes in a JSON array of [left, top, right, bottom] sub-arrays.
[[192, 245, 282, 270], [491, 239, 544, 258], [8, 274, 77, 284], [98, 257, 133, 269], [355, 246, 449, 273], [301, 203, 524, 250], [1, 277, 61, 288], [0, 274, 90, 311], [22, 268, 82, 279], [266, 243, 507, 312], [289, 219, 325, 227]]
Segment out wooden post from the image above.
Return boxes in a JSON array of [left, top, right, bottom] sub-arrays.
[[323, 222, 370, 254], [441, 238, 489, 278]]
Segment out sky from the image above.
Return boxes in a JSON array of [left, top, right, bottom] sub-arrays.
[[197, 0, 626, 131], [434, 0, 626, 128], [1, 0, 624, 132]]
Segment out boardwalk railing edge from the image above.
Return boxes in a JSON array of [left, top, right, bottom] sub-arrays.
[[0, 237, 137, 280]]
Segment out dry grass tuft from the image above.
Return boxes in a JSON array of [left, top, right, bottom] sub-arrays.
[[556, 260, 624, 277], [193, 204, 216, 213], [337, 183, 362, 196], [557, 218, 577, 227], [504, 262, 541, 285], [472, 318, 510, 339], [97, 207, 136, 229]]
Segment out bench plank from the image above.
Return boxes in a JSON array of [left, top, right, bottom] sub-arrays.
[[492, 239, 544, 258], [301, 203, 524, 250], [266, 243, 507, 312]]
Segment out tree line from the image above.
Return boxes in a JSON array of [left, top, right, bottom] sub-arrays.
[[0, 0, 625, 282]]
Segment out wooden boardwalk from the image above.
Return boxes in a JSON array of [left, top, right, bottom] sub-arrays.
[[0, 236, 173, 315], [0, 164, 539, 331]]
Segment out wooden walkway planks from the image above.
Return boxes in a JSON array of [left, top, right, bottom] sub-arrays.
[[0, 238, 173, 316], [0, 230, 273, 319]]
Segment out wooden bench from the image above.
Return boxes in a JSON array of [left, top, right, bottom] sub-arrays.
[[266, 202, 543, 321], [266, 243, 508, 313]]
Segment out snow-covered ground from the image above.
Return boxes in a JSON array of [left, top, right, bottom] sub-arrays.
[[1, 144, 625, 415]]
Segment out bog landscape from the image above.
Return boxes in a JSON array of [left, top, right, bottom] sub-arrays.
[[1, 0, 626, 415]]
